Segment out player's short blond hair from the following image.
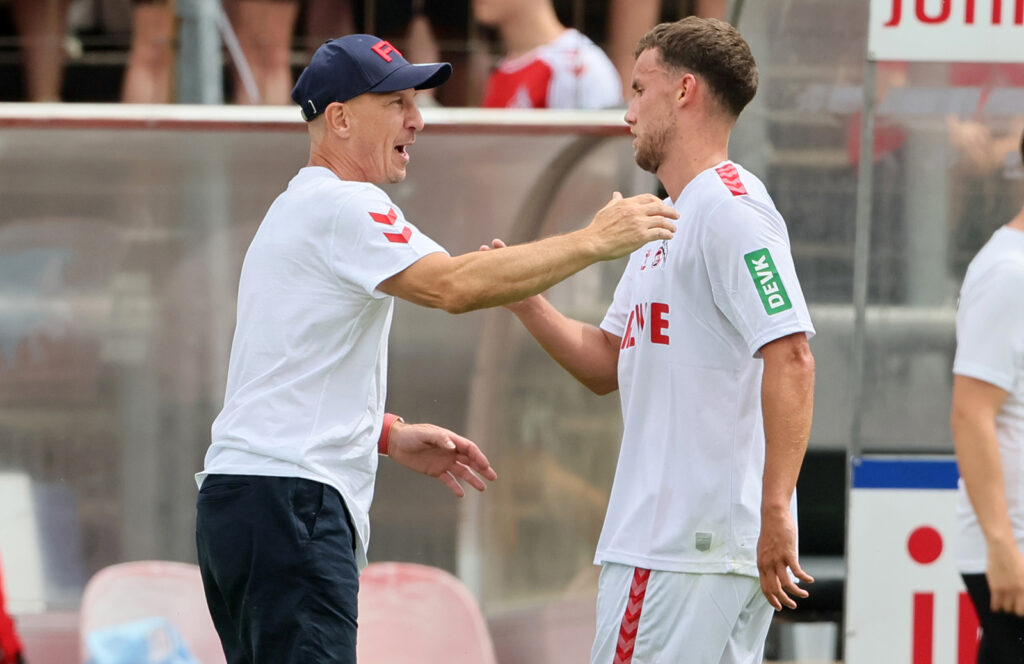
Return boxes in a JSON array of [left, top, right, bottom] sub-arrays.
[[635, 17, 758, 118]]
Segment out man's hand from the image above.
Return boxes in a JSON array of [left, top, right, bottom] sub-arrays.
[[757, 507, 814, 610], [386, 421, 498, 497], [986, 539, 1024, 615], [583, 192, 678, 261]]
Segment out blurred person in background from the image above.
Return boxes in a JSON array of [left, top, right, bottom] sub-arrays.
[[122, 0, 174, 103], [474, 0, 621, 109], [370, 0, 471, 106], [194, 33, 677, 663], [951, 131, 1024, 664], [946, 62, 1024, 276], [606, 0, 727, 102], [225, 0, 299, 104], [490, 17, 815, 663], [10, 0, 71, 101]]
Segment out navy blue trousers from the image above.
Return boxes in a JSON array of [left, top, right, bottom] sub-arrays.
[[963, 573, 1024, 664], [196, 475, 359, 664]]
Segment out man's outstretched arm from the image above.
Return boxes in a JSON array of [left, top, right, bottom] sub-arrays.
[[757, 331, 815, 611], [377, 193, 676, 313], [503, 292, 621, 395]]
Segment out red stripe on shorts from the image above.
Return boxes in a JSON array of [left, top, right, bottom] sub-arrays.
[[715, 163, 748, 196], [613, 567, 651, 664]]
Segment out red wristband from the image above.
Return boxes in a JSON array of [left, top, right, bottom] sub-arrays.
[[378, 413, 402, 456]]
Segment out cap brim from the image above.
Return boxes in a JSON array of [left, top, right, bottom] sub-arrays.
[[368, 62, 453, 94]]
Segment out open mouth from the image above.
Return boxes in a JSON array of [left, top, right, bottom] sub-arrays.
[[394, 144, 410, 162]]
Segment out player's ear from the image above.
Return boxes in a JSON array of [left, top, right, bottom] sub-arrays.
[[323, 101, 351, 137], [677, 73, 697, 108]]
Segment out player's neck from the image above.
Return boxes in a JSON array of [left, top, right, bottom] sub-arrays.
[[499, 8, 565, 59], [308, 146, 367, 184], [659, 130, 731, 202], [1007, 206, 1024, 232]]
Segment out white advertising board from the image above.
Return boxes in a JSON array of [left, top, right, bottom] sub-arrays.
[[845, 456, 979, 664], [868, 0, 1024, 62]]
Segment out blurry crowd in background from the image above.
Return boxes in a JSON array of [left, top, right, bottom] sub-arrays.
[[0, 0, 728, 108]]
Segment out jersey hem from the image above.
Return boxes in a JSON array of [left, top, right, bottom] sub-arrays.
[[594, 550, 759, 578], [956, 558, 986, 575]]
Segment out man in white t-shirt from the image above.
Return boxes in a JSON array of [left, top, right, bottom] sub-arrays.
[[951, 133, 1024, 663], [194, 33, 678, 664], [475, 0, 621, 109], [489, 18, 815, 663]]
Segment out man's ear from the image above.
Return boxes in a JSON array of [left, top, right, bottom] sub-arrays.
[[677, 72, 697, 108], [323, 101, 350, 136]]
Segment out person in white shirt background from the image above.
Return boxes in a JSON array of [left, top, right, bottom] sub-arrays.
[[195, 33, 678, 664], [951, 131, 1024, 664], [474, 0, 622, 109], [485, 17, 816, 663]]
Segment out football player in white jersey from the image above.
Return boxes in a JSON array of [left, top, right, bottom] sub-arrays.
[[951, 132, 1024, 663], [195, 33, 678, 664], [490, 17, 816, 663]]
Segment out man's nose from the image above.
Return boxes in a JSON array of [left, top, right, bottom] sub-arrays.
[[409, 103, 424, 131]]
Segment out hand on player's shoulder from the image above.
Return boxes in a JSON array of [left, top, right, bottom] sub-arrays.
[[587, 192, 678, 260]]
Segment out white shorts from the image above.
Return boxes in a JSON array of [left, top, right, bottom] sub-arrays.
[[590, 563, 774, 664]]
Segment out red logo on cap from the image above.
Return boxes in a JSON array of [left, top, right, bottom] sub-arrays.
[[371, 40, 402, 63]]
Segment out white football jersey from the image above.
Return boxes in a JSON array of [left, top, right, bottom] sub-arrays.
[[598, 161, 815, 576], [201, 167, 446, 569], [953, 226, 1024, 573]]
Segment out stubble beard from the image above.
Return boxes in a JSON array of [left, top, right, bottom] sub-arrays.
[[633, 120, 673, 175]]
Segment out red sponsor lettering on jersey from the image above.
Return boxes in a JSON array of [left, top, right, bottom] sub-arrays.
[[369, 207, 412, 244], [715, 163, 748, 196], [651, 301, 667, 342], [620, 302, 670, 349], [482, 59, 554, 108]]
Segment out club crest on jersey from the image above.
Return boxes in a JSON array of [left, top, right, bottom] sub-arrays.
[[744, 248, 792, 314], [368, 207, 412, 244], [640, 241, 668, 271]]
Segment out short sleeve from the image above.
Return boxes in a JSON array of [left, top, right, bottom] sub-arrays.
[[600, 255, 638, 338], [330, 188, 447, 298], [702, 197, 815, 357], [954, 263, 1024, 391]]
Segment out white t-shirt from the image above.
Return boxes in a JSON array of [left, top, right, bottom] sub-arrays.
[[481, 28, 622, 110], [200, 166, 446, 569], [953, 226, 1024, 574], [597, 161, 815, 576]]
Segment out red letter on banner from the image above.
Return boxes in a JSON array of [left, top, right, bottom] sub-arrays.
[[915, 0, 951, 23], [913, 592, 934, 664], [885, 0, 903, 26], [958, 591, 980, 664]]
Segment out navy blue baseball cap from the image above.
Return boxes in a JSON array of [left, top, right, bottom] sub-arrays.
[[291, 34, 452, 121]]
